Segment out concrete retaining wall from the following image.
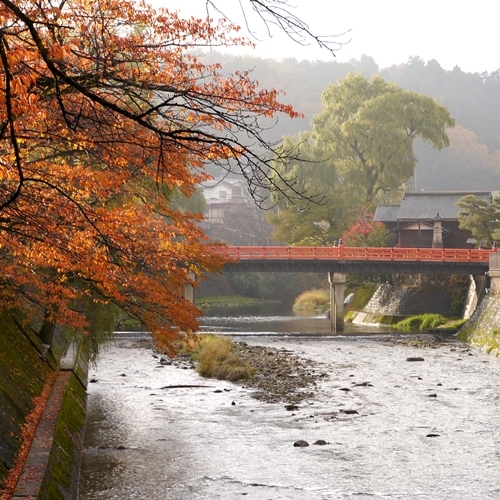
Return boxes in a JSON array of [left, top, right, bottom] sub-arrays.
[[0, 314, 88, 499], [361, 275, 469, 318]]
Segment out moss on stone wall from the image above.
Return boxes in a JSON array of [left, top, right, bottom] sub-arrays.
[[347, 285, 378, 311], [362, 276, 468, 318], [38, 373, 87, 500], [0, 311, 87, 496], [457, 296, 500, 355], [0, 313, 51, 486]]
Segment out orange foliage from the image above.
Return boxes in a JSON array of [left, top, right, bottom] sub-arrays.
[[0, 0, 300, 346]]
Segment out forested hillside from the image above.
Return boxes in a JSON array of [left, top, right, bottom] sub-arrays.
[[201, 52, 500, 191]]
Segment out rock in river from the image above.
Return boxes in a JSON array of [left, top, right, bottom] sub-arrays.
[[293, 440, 309, 447]]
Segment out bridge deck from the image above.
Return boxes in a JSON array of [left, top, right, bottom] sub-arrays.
[[213, 246, 495, 275]]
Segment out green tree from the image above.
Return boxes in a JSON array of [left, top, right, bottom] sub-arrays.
[[268, 132, 354, 245], [311, 73, 454, 204], [269, 74, 454, 245], [457, 194, 500, 248], [171, 188, 206, 215]]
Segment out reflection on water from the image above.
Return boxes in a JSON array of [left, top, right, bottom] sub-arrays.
[[199, 302, 394, 336], [79, 303, 500, 500]]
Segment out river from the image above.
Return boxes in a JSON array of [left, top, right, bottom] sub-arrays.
[[78, 304, 500, 499]]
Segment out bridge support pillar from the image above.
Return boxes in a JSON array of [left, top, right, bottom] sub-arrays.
[[488, 252, 500, 295], [183, 272, 197, 305], [329, 272, 346, 333]]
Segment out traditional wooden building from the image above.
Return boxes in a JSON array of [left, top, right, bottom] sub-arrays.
[[374, 191, 496, 248]]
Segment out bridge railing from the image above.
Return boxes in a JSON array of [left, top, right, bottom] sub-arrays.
[[212, 246, 495, 263]]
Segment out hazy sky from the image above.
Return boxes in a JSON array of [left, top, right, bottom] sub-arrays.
[[153, 0, 500, 74]]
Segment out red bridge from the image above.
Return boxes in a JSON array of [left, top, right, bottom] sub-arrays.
[[209, 245, 500, 332], [213, 246, 496, 275]]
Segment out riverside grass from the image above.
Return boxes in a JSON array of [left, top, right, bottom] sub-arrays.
[[392, 313, 461, 331], [181, 334, 255, 382]]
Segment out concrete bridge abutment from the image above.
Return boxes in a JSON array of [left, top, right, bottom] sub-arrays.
[[329, 272, 346, 333], [183, 271, 197, 304]]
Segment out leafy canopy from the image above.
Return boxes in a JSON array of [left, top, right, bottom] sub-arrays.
[[0, 0, 310, 348], [311, 73, 455, 203], [269, 74, 454, 245], [268, 132, 353, 245]]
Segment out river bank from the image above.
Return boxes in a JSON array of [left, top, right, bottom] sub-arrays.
[[4, 284, 500, 498], [458, 295, 500, 354]]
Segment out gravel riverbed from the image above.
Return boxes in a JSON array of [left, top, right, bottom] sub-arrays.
[[150, 339, 325, 405]]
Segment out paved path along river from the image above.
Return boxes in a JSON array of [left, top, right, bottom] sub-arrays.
[[78, 306, 500, 499]]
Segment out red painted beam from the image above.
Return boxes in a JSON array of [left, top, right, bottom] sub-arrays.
[[212, 246, 495, 263]]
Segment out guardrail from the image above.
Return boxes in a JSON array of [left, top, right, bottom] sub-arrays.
[[212, 246, 496, 263]]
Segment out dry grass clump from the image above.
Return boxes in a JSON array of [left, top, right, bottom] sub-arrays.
[[293, 288, 329, 312], [182, 334, 255, 382]]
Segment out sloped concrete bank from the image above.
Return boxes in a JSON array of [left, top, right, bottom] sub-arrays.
[[457, 295, 500, 355], [349, 275, 469, 327], [0, 314, 88, 500]]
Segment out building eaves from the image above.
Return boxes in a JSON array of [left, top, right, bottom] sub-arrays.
[[373, 204, 400, 222]]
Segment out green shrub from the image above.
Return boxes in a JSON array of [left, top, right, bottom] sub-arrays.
[[393, 314, 448, 331]]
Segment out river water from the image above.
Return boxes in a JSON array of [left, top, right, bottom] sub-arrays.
[[78, 304, 500, 499]]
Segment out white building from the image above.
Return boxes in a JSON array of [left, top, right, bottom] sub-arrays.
[[201, 177, 246, 223]]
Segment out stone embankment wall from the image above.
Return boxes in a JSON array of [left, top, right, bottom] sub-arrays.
[[364, 283, 454, 316], [0, 313, 88, 499], [351, 275, 469, 326], [350, 273, 500, 357], [457, 295, 500, 355]]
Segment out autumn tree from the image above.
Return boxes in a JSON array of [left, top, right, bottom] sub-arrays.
[[457, 194, 500, 248], [269, 74, 454, 245], [0, 0, 330, 350], [341, 207, 389, 247]]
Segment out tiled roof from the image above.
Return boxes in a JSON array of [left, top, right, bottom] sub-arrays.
[[374, 191, 493, 222], [373, 205, 400, 222]]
